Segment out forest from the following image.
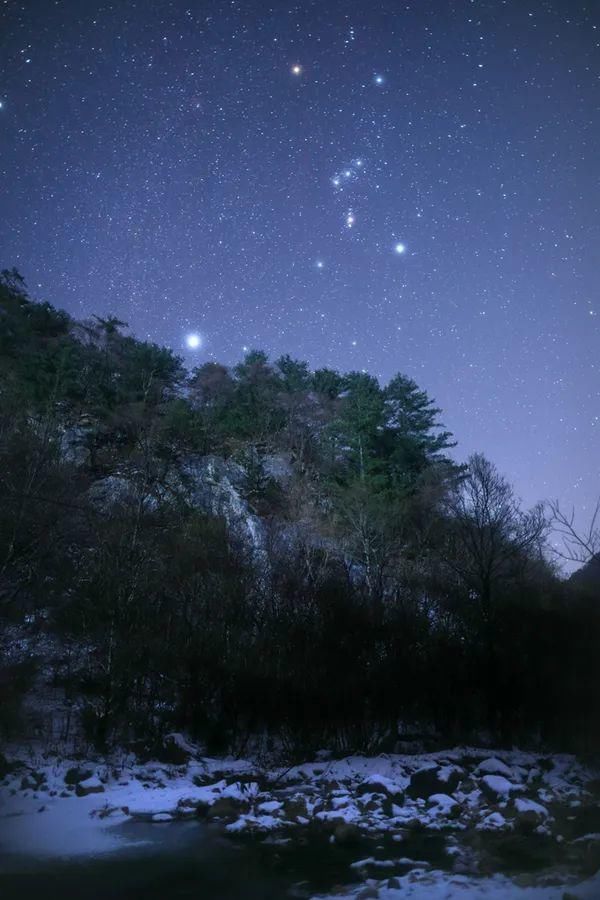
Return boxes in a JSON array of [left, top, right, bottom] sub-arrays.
[[1, 268, 598, 758]]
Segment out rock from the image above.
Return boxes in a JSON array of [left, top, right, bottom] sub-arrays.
[[387, 877, 401, 889], [75, 775, 105, 797], [0, 753, 16, 778], [207, 797, 242, 822], [357, 774, 404, 801], [65, 766, 94, 785], [428, 793, 461, 818], [356, 888, 379, 899], [177, 456, 268, 567], [60, 426, 91, 467], [87, 475, 140, 512], [283, 796, 309, 821], [152, 813, 174, 823], [21, 771, 45, 791], [333, 822, 361, 845], [158, 732, 196, 765], [476, 757, 514, 779], [477, 811, 508, 831], [480, 774, 519, 802], [569, 804, 600, 839], [408, 765, 461, 799], [513, 797, 549, 833]]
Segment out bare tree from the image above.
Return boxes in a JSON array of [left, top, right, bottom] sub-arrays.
[[548, 497, 600, 565], [446, 454, 547, 619]]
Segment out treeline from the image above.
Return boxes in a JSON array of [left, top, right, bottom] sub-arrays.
[[0, 269, 598, 756]]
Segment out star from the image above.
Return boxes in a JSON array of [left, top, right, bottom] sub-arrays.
[[185, 333, 202, 349], [374, 74, 385, 85], [291, 64, 302, 76], [346, 211, 355, 228], [394, 242, 407, 255], [316, 260, 324, 269]]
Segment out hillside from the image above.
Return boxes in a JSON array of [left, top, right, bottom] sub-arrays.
[[1, 269, 599, 757]]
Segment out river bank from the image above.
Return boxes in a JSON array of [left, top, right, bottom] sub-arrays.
[[1, 743, 600, 898]]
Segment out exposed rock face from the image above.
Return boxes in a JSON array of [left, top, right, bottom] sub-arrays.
[[60, 426, 92, 468], [84, 454, 269, 574], [177, 455, 269, 573], [262, 453, 293, 485], [86, 475, 142, 513]]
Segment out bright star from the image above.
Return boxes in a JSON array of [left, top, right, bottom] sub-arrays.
[[185, 333, 201, 350], [355, 159, 363, 167], [291, 64, 302, 75], [316, 260, 324, 269], [374, 74, 385, 85], [394, 242, 407, 255], [346, 211, 355, 228]]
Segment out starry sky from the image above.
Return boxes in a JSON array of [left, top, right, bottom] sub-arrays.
[[1, 0, 598, 532]]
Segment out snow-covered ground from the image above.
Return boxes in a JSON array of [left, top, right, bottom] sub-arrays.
[[1, 741, 599, 899]]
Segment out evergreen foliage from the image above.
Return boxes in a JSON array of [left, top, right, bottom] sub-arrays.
[[0, 271, 598, 754]]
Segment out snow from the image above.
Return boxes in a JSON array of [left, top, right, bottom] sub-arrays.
[[481, 774, 519, 798], [78, 774, 104, 791], [428, 793, 459, 814], [477, 812, 508, 831], [313, 869, 600, 899], [476, 757, 515, 779], [1, 744, 598, 898], [514, 798, 549, 818]]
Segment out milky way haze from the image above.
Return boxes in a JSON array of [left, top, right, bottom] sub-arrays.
[[1, 0, 598, 533]]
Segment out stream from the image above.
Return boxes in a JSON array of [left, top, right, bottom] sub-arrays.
[[0, 818, 449, 900]]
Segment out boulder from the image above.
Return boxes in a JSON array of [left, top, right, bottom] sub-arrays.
[[428, 793, 461, 818], [75, 775, 105, 797], [480, 774, 519, 802], [513, 797, 549, 833], [206, 797, 243, 822], [408, 765, 461, 799], [65, 766, 94, 785], [158, 732, 196, 765], [357, 774, 404, 801], [282, 796, 309, 821], [476, 757, 514, 780], [21, 771, 45, 791], [152, 812, 174, 823]]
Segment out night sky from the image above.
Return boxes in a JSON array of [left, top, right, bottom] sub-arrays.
[[1, 0, 598, 530]]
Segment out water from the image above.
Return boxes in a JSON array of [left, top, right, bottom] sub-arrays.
[[0, 820, 448, 900]]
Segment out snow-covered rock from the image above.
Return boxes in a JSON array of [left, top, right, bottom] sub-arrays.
[[75, 775, 104, 797], [428, 793, 460, 817], [408, 764, 462, 799], [480, 774, 520, 801], [477, 811, 508, 831], [476, 757, 514, 779]]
